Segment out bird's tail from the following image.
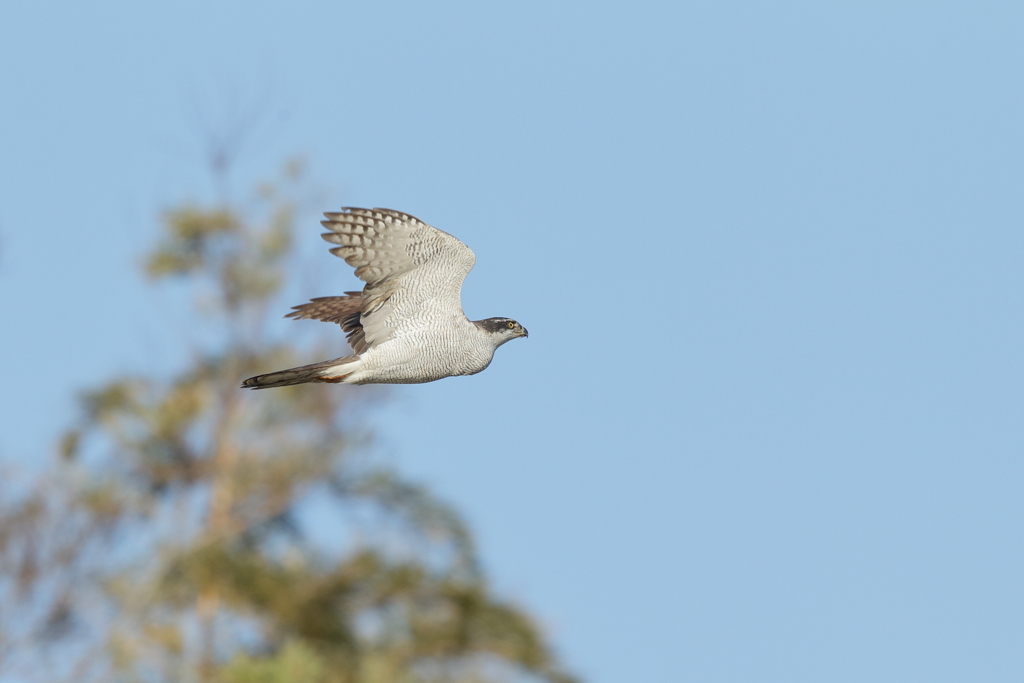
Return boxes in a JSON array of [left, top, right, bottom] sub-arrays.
[[241, 356, 360, 390]]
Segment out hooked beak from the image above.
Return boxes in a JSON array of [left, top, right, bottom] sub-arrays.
[[520, 326, 529, 338]]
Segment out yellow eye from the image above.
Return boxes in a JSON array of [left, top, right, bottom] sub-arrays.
[[507, 321, 515, 329]]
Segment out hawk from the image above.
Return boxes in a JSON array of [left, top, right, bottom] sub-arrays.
[[241, 208, 528, 388]]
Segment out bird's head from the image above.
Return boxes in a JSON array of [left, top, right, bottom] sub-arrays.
[[474, 317, 529, 346]]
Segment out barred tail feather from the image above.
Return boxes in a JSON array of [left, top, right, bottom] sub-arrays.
[[241, 356, 360, 390]]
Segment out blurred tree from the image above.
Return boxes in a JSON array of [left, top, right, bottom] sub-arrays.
[[0, 162, 575, 683]]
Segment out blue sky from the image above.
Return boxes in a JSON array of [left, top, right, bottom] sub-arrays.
[[2, 2, 1022, 681]]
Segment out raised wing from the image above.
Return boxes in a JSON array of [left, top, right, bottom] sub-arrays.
[[320, 208, 476, 350]]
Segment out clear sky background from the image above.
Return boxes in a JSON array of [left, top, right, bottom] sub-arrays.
[[1, 2, 1022, 681]]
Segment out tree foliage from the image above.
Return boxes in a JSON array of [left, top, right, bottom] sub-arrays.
[[0, 163, 575, 683]]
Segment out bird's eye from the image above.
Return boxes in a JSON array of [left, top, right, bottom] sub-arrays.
[[507, 321, 515, 329]]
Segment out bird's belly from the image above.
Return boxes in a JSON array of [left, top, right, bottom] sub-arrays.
[[346, 333, 493, 384]]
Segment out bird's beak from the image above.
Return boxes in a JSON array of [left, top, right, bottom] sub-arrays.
[[521, 326, 529, 338]]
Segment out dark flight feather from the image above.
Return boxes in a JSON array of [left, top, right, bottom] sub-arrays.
[[286, 291, 368, 354]]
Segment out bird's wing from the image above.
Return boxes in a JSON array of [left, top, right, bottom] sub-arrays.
[[320, 208, 476, 351], [286, 292, 369, 354]]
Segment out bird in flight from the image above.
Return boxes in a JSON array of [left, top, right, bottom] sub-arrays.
[[242, 208, 528, 388]]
